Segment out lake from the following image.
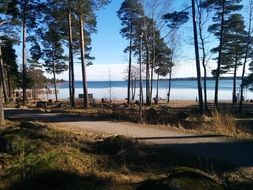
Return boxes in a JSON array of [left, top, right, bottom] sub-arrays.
[[46, 79, 253, 101]]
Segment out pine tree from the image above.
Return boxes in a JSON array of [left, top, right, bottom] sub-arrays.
[[42, 26, 68, 101], [1, 40, 18, 97], [8, 0, 46, 104], [118, 0, 144, 104], [202, 0, 243, 106]]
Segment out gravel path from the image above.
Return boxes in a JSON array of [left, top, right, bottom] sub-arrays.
[[5, 108, 253, 168]]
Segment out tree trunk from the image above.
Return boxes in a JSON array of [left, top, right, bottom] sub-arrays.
[[192, 0, 204, 113], [203, 65, 208, 109], [7, 70, 11, 98], [150, 20, 156, 103], [0, 54, 8, 103], [127, 20, 133, 104], [139, 33, 143, 122], [197, 3, 208, 111], [145, 48, 151, 105], [150, 64, 154, 102], [133, 78, 137, 100], [232, 57, 238, 104], [52, 54, 58, 101], [0, 46, 5, 126], [79, 14, 88, 108], [167, 68, 172, 103], [155, 74, 159, 104], [131, 77, 135, 100], [22, 0, 28, 105], [67, 0, 75, 107], [214, 0, 225, 107]]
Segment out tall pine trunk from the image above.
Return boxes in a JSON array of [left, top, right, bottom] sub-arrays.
[[214, 0, 225, 107], [0, 56, 8, 103], [7, 70, 11, 98], [155, 74, 159, 104], [167, 68, 172, 103], [127, 20, 133, 104], [150, 20, 156, 102], [67, 0, 75, 107], [79, 14, 89, 108], [192, 0, 204, 113], [197, 4, 208, 111], [145, 47, 151, 105], [139, 33, 143, 122], [22, 0, 28, 104], [52, 53, 58, 101], [232, 57, 238, 104], [131, 77, 136, 100], [0, 46, 5, 126]]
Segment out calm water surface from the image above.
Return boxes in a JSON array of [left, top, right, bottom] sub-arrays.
[[46, 80, 253, 101]]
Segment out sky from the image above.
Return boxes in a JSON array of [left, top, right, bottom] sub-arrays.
[[58, 0, 200, 81], [14, 0, 250, 81]]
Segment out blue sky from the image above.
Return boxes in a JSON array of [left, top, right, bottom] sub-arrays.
[[76, 0, 200, 81]]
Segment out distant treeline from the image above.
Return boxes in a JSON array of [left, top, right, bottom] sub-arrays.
[[46, 78, 66, 83], [160, 77, 242, 81]]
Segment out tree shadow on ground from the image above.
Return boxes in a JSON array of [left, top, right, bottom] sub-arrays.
[[7, 170, 109, 190]]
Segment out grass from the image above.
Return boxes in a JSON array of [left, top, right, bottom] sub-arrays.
[[0, 120, 252, 189], [211, 109, 237, 136]]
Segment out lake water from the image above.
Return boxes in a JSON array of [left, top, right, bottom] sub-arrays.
[[46, 79, 253, 101]]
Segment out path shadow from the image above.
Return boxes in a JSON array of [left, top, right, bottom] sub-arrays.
[[5, 109, 111, 123], [135, 134, 227, 140], [145, 140, 253, 169]]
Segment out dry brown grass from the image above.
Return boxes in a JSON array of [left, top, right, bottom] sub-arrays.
[[211, 109, 237, 137]]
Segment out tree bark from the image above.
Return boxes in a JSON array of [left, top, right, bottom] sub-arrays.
[[155, 74, 159, 104], [197, 1, 208, 111], [214, 0, 225, 107], [52, 52, 58, 101], [150, 19, 156, 103], [139, 33, 143, 122], [192, 0, 204, 113], [145, 48, 151, 105], [232, 57, 238, 104], [127, 20, 133, 104], [7, 70, 11, 98], [67, 0, 75, 107], [0, 55, 8, 103], [167, 67, 172, 103], [79, 14, 89, 108], [22, 0, 28, 104], [0, 46, 5, 126]]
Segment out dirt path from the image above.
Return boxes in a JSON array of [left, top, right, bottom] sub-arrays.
[[5, 108, 253, 168]]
